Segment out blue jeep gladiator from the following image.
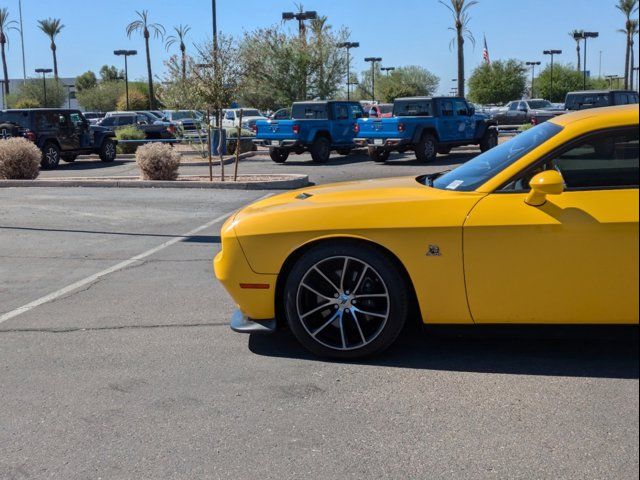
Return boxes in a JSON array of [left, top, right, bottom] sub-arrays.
[[355, 96, 498, 162], [253, 101, 364, 163]]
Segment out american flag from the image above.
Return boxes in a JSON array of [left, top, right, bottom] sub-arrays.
[[482, 35, 491, 65]]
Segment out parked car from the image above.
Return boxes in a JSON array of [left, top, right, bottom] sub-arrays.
[[356, 96, 498, 162], [164, 110, 206, 139], [367, 103, 393, 118], [564, 90, 639, 111], [99, 112, 175, 140], [215, 104, 639, 359], [491, 99, 565, 127], [0, 108, 117, 169], [83, 111, 105, 125], [222, 108, 266, 130], [253, 101, 364, 163]]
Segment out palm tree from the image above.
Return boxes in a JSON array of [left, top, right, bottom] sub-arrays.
[[165, 24, 191, 80], [0, 8, 19, 96], [569, 29, 583, 71], [127, 10, 165, 109], [627, 19, 639, 88], [439, 0, 477, 98], [37, 18, 64, 80], [616, 0, 639, 89]]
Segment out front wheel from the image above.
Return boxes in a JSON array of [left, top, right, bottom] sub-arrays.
[[284, 242, 409, 359], [415, 133, 438, 162], [41, 142, 61, 169], [368, 147, 390, 162], [310, 136, 331, 163], [99, 139, 117, 162], [480, 128, 498, 152], [269, 148, 289, 163]]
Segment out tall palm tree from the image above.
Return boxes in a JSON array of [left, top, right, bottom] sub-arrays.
[[37, 18, 64, 80], [569, 29, 583, 71], [616, 0, 639, 89], [440, 0, 477, 98], [165, 24, 191, 80], [0, 8, 19, 96], [627, 19, 639, 88], [127, 10, 164, 109]]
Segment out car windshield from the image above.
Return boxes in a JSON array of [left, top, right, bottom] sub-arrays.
[[171, 111, 197, 120], [430, 122, 564, 191], [393, 100, 432, 117], [240, 109, 262, 117], [528, 100, 554, 109], [379, 104, 393, 114]]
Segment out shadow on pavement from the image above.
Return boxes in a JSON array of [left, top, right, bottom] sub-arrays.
[[248, 324, 639, 379], [55, 159, 133, 171]]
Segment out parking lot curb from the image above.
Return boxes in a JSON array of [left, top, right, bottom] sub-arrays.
[[0, 174, 309, 190]]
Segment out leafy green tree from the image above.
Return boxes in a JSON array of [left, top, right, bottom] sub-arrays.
[[37, 18, 64, 80], [76, 81, 122, 111], [377, 66, 440, 102], [440, 0, 477, 98], [75, 70, 97, 92], [468, 59, 527, 105], [0, 8, 19, 96], [7, 78, 66, 108], [616, 0, 639, 88], [126, 10, 165, 109], [307, 16, 348, 100], [535, 63, 585, 102], [99, 65, 122, 82], [116, 88, 148, 111]]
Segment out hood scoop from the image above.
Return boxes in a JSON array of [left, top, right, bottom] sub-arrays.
[[295, 192, 313, 200]]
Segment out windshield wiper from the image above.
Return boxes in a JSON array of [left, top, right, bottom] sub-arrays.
[[426, 170, 451, 187]]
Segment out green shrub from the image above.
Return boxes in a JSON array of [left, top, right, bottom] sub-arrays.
[[0, 137, 42, 179], [225, 128, 256, 155], [518, 123, 534, 132], [14, 98, 41, 109], [115, 125, 146, 154], [135, 143, 181, 180], [116, 89, 149, 111]]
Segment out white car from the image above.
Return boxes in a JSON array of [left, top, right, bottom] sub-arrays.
[[222, 108, 265, 130]]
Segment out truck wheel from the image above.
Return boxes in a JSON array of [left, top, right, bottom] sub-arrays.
[[415, 134, 437, 162], [61, 154, 78, 163], [41, 142, 61, 169], [310, 136, 331, 163], [368, 147, 390, 162], [480, 129, 498, 152], [99, 139, 117, 162], [269, 148, 289, 163], [437, 146, 452, 155]]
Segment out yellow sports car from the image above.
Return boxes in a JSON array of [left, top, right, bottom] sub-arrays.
[[215, 105, 639, 359]]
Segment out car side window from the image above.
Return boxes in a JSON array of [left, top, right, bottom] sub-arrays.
[[441, 101, 454, 117], [505, 128, 639, 191], [70, 113, 82, 124], [614, 93, 628, 105], [334, 104, 349, 120], [225, 111, 234, 120], [508, 102, 519, 111], [350, 104, 364, 119], [100, 117, 115, 126], [454, 100, 469, 116], [117, 116, 134, 126]]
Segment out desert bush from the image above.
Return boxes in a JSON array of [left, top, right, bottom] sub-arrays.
[[225, 128, 256, 155], [0, 137, 42, 180], [14, 98, 41, 109], [116, 89, 149, 111], [518, 123, 534, 132], [115, 125, 146, 154], [135, 142, 181, 180]]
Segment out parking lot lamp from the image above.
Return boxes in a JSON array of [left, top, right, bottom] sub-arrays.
[[337, 41, 359, 100], [579, 32, 599, 89], [525, 61, 541, 98], [364, 57, 382, 102], [381, 67, 395, 76], [34, 68, 52, 107], [543, 50, 562, 97], [282, 10, 318, 39], [114, 50, 137, 110], [65, 84, 75, 109]]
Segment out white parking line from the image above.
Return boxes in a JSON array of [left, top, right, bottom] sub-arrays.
[[0, 200, 261, 325]]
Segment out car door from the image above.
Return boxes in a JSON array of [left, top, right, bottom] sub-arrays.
[[437, 99, 456, 142], [454, 99, 475, 140], [57, 112, 79, 151], [68, 112, 86, 149], [331, 103, 352, 145], [463, 127, 639, 324], [502, 101, 521, 125]]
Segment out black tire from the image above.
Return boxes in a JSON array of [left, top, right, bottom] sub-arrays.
[[99, 138, 117, 162], [480, 128, 498, 152], [284, 241, 409, 359], [61, 154, 78, 163], [337, 149, 351, 156], [269, 148, 289, 163], [437, 146, 452, 155], [310, 136, 331, 163], [415, 133, 438, 162], [368, 146, 390, 162], [41, 141, 61, 169], [227, 141, 236, 155]]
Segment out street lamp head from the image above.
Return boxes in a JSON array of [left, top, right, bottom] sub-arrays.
[[338, 41, 359, 49], [35, 68, 52, 74], [365, 57, 382, 62], [282, 12, 295, 20], [543, 49, 562, 55], [584, 31, 599, 38], [115, 50, 137, 56], [300, 11, 317, 20]]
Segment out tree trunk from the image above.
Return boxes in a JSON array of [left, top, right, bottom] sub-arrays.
[[145, 37, 154, 110], [181, 45, 186, 81], [624, 33, 631, 90], [1, 41, 9, 96], [457, 28, 465, 97], [631, 38, 635, 90], [576, 42, 581, 71], [52, 42, 58, 80]]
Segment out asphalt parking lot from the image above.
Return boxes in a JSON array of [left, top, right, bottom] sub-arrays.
[[1, 152, 638, 479]]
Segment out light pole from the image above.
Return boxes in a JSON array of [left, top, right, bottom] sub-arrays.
[[114, 50, 137, 110], [633, 67, 640, 91], [65, 84, 75, 109], [35, 68, 52, 107], [283, 9, 318, 101], [381, 67, 395, 76], [0, 80, 6, 109], [526, 62, 541, 98], [605, 74, 617, 88], [337, 41, 359, 101], [543, 50, 562, 97], [18, 0, 26, 84], [364, 57, 382, 102], [576, 31, 598, 89]]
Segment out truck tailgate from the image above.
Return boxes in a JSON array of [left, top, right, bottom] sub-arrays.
[[356, 117, 401, 139], [255, 120, 297, 140]]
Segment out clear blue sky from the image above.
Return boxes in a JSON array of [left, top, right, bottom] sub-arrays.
[[3, 0, 636, 95]]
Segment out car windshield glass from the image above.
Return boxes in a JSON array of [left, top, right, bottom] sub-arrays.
[[291, 104, 328, 119], [528, 100, 553, 109], [171, 111, 196, 120], [393, 100, 432, 117], [0, 112, 30, 128], [431, 122, 564, 191], [379, 104, 393, 114], [240, 109, 262, 117]]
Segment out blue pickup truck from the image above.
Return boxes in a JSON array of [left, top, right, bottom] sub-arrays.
[[355, 96, 498, 162], [253, 101, 364, 163]]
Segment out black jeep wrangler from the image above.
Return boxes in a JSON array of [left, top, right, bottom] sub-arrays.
[[0, 108, 118, 169]]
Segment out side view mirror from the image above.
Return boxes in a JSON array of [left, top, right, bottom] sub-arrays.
[[525, 170, 565, 206], [58, 115, 66, 124]]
